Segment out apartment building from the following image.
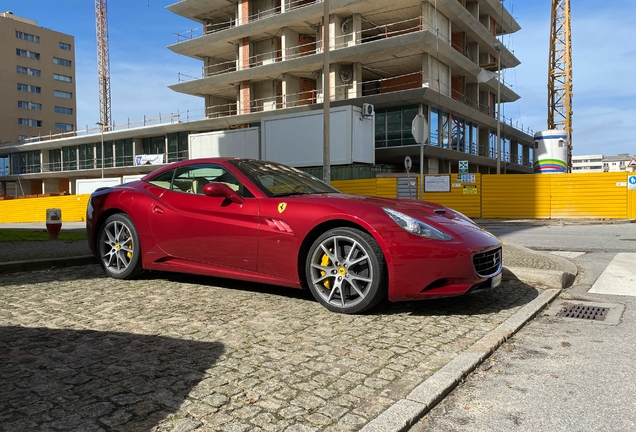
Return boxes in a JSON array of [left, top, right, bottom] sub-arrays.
[[572, 154, 636, 173], [166, 0, 535, 171], [0, 0, 535, 197], [571, 154, 603, 173], [0, 11, 77, 147]]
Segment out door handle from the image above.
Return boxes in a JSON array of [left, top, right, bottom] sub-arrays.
[[153, 206, 165, 214]]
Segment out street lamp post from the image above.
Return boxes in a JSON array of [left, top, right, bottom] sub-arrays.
[[494, 42, 502, 174], [96, 122, 104, 178], [322, 0, 330, 183]]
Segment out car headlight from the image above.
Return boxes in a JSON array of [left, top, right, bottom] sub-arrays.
[[383, 207, 452, 241]]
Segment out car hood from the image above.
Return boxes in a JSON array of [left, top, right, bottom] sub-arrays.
[[300, 193, 497, 238]]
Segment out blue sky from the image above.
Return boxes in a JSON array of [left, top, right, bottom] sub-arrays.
[[3, 0, 634, 157]]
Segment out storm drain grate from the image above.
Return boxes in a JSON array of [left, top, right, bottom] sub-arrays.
[[556, 304, 609, 321]]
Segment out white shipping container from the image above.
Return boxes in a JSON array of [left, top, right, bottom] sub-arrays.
[[188, 127, 260, 160], [261, 106, 374, 167]]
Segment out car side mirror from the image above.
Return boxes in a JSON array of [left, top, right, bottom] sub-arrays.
[[202, 182, 245, 204]]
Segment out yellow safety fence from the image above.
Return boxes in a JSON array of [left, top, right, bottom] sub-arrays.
[[0, 194, 90, 223], [1, 173, 635, 222]]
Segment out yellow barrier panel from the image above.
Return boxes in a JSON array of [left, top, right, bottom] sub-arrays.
[[550, 172, 628, 218], [0, 194, 90, 223], [482, 174, 552, 219], [1, 173, 634, 223], [629, 189, 636, 220], [419, 174, 482, 218]]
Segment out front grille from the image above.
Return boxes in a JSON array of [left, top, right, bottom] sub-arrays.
[[473, 247, 502, 277]]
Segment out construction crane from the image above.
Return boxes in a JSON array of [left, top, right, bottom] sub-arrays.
[[95, 0, 112, 131], [548, 0, 573, 171]]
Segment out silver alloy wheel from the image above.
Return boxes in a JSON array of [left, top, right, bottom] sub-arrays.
[[100, 219, 135, 275], [309, 234, 374, 309]]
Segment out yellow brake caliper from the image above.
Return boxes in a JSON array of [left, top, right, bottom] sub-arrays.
[[320, 251, 331, 289], [127, 240, 133, 259]]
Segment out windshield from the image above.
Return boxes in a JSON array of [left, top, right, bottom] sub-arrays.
[[230, 159, 340, 197]]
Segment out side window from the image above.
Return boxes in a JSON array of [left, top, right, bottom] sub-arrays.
[[168, 164, 253, 197], [148, 169, 174, 190]]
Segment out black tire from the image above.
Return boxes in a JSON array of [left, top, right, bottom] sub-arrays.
[[97, 213, 143, 279], [306, 227, 387, 314]]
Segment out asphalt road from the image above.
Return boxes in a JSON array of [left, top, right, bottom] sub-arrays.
[[410, 223, 636, 432]]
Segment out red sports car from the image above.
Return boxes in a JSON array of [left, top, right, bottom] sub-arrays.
[[87, 158, 502, 314]]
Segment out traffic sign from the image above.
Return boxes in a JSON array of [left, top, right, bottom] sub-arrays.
[[459, 160, 468, 173], [411, 114, 428, 144], [628, 157, 636, 168], [629, 175, 636, 190], [404, 156, 412, 171]]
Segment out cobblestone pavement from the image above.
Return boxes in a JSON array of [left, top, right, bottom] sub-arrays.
[[0, 265, 542, 432]]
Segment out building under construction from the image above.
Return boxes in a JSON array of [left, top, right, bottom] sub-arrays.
[[0, 1, 535, 197]]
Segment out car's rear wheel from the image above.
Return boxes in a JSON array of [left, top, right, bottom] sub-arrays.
[[306, 227, 387, 314], [98, 213, 143, 279]]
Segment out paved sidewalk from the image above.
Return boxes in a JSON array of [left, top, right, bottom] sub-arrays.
[[0, 221, 577, 431]]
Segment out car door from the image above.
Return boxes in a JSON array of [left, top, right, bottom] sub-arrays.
[[148, 164, 259, 272]]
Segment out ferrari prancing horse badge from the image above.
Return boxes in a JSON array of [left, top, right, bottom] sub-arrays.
[[278, 202, 287, 213]]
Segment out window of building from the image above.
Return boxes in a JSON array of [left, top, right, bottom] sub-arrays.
[[13, 150, 41, 174], [53, 57, 71, 67], [167, 132, 189, 162], [30, 119, 42, 127], [373, 105, 419, 148], [79, 144, 95, 169], [18, 101, 42, 110], [54, 90, 72, 99], [49, 149, 62, 172], [142, 136, 166, 155], [16, 31, 40, 43], [62, 146, 78, 170], [59, 42, 71, 51], [16, 49, 40, 60], [55, 106, 73, 115], [17, 66, 41, 76], [18, 118, 30, 126], [53, 73, 72, 83], [19, 83, 41, 93], [55, 123, 73, 131], [18, 135, 28, 142], [115, 138, 134, 166]]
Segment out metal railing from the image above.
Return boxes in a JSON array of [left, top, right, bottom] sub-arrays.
[[174, 0, 320, 43]]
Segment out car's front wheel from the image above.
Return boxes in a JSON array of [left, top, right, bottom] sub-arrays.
[[98, 213, 143, 279], [306, 227, 387, 314]]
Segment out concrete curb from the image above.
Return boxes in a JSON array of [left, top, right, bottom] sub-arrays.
[[360, 288, 561, 432], [0, 255, 97, 274], [503, 266, 576, 288]]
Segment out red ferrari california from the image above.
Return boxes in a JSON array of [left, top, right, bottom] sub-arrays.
[[87, 158, 502, 314]]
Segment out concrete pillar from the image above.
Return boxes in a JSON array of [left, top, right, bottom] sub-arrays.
[[238, 0, 250, 24], [281, 27, 299, 60], [421, 52, 431, 87], [238, 37, 250, 70], [239, 81, 252, 114], [478, 127, 490, 158], [421, 2, 430, 28]]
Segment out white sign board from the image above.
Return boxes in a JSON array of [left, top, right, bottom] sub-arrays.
[[628, 157, 636, 168], [424, 175, 450, 192]]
